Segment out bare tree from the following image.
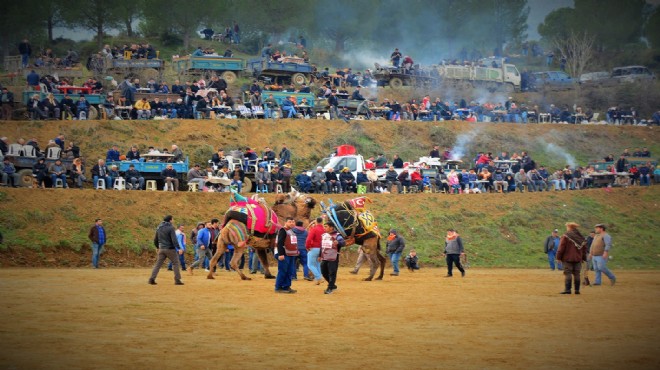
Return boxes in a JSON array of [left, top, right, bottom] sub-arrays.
[[553, 31, 596, 79]]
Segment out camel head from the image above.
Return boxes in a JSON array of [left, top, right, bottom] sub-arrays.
[[274, 188, 301, 205]]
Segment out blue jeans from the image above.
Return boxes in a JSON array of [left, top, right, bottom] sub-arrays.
[[248, 248, 262, 272], [389, 252, 402, 274], [92, 242, 103, 268], [93, 175, 112, 189], [275, 255, 296, 290], [231, 180, 242, 193], [224, 249, 245, 270], [22, 54, 29, 68], [282, 106, 296, 118], [307, 248, 322, 280], [293, 249, 309, 279], [547, 250, 562, 270], [51, 173, 68, 188], [592, 255, 615, 285]]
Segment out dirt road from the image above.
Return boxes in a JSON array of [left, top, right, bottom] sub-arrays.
[[0, 268, 658, 369]]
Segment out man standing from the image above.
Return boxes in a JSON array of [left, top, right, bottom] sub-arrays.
[[168, 224, 187, 271], [188, 221, 212, 275], [590, 224, 616, 286], [18, 39, 32, 68], [443, 229, 466, 277], [544, 229, 563, 271], [556, 222, 587, 294], [386, 229, 405, 276], [305, 217, 324, 285], [149, 215, 184, 285], [319, 222, 345, 294], [275, 217, 298, 293], [88, 219, 106, 268], [291, 220, 311, 280]]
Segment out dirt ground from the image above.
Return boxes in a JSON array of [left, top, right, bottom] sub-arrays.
[[0, 268, 658, 370]]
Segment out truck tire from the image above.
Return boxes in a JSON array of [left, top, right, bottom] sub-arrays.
[[221, 71, 237, 84], [242, 177, 253, 193], [17, 169, 35, 188], [389, 77, 403, 88], [292, 73, 307, 85], [503, 83, 515, 93], [88, 105, 98, 120]]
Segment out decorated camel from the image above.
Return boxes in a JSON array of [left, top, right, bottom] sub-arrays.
[[271, 188, 318, 226], [322, 196, 386, 281], [207, 192, 280, 281]]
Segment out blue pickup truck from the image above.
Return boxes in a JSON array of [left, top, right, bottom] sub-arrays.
[[173, 55, 244, 84], [106, 154, 189, 190], [246, 58, 313, 85]]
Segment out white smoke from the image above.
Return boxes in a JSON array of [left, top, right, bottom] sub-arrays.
[[451, 126, 483, 161], [543, 142, 577, 168], [340, 49, 390, 70]]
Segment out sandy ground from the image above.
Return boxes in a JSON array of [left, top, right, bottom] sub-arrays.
[[0, 267, 658, 370]]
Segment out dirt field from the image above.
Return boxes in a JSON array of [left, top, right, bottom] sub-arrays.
[[0, 268, 658, 369]]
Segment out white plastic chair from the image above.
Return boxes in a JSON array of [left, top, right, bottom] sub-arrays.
[[6, 143, 23, 156], [46, 146, 62, 159], [113, 177, 126, 190], [237, 105, 252, 118], [96, 178, 106, 190], [22, 145, 37, 158]]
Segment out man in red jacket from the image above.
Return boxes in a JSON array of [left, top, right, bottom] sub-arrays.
[[556, 222, 587, 295], [305, 217, 324, 285]]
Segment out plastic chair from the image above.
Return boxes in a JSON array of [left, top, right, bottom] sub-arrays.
[[146, 180, 157, 191], [245, 159, 258, 173], [46, 147, 62, 159], [113, 177, 126, 190], [54, 178, 65, 188], [96, 179, 106, 190], [22, 145, 37, 158], [275, 184, 283, 193], [188, 183, 199, 192], [163, 182, 174, 191]]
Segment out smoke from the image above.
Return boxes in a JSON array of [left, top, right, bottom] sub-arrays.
[[340, 49, 390, 70], [451, 126, 483, 161], [543, 142, 577, 168]]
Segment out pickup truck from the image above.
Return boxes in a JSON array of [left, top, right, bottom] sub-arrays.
[[106, 154, 189, 190], [246, 58, 313, 85], [173, 55, 244, 84]]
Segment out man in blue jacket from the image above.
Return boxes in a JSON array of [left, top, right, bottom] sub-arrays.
[[188, 221, 212, 275]]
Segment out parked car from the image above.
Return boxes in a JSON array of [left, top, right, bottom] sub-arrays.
[[610, 66, 655, 83], [531, 71, 575, 90], [579, 71, 610, 84]]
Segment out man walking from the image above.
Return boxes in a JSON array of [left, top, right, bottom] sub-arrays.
[[386, 229, 405, 276], [590, 224, 616, 286], [275, 217, 298, 293], [148, 215, 184, 285], [188, 221, 212, 275], [544, 229, 563, 271], [443, 229, 466, 277], [320, 222, 345, 294], [291, 220, 311, 280], [87, 219, 106, 268], [556, 222, 587, 294], [305, 217, 324, 285]]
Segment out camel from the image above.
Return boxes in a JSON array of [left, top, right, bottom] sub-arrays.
[[207, 193, 280, 281], [272, 188, 317, 226], [323, 199, 386, 281]]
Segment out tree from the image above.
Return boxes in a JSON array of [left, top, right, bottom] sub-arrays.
[[644, 6, 660, 49], [114, 0, 144, 37], [60, 0, 122, 50], [553, 31, 595, 78], [538, 7, 576, 43]]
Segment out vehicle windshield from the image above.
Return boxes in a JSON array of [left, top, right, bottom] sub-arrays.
[[314, 157, 331, 170]]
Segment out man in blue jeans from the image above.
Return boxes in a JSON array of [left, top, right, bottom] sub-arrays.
[[589, 224, 616, 286], [275, 217, 298, 293], [386, 229, 405, 276], [544, 229, 563, 271], [87, 219, 106, 268]]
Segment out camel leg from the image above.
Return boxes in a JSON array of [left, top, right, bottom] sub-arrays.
[[375, 251, 386, 280], [256, 248, 275, 279], [364, 254, 376, 281], [207, 240, 228, 279], [231, 242, 250, 280]]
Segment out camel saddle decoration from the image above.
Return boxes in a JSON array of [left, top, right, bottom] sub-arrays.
[[223, 191, 280, 238]]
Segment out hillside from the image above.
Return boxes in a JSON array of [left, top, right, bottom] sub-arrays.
[[1, 118, 659, 269]]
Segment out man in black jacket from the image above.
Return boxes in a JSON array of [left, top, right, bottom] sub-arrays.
[[149, 215, 184, 285]]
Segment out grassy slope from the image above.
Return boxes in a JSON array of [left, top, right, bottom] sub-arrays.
[[0, 119, 658, 268]]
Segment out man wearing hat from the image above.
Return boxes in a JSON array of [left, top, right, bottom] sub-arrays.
[[187, 163, 207, 191], [590, 224, 616, 286], [544, 229, 562, 271], [385, 229, 406, 276]]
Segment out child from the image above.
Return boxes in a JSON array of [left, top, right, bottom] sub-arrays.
[[319, 222, 345, 294], [405, 249, 420, 271]]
